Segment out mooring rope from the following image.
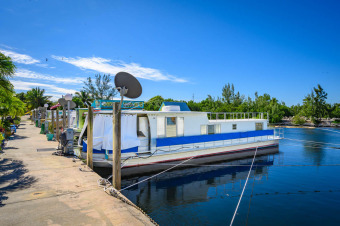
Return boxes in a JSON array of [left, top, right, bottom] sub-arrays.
[[229, 146, 258, 226], [120, 155, 196, 191]]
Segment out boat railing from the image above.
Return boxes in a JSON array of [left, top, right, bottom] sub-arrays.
[[207, 112, 269, 121], [274, 127, 284, 139], [154, 133, 278, 154]]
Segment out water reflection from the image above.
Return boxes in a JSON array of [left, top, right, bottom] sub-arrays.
[[301, 129, 329, 165], [122, 153, 276, 214]]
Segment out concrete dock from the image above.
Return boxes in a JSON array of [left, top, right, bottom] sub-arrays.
[[0, 117, 154, 225]]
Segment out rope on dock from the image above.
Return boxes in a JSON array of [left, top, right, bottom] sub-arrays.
[[229, 146, 258, 226]]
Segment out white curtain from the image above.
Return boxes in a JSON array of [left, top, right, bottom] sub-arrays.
[[102, 114, 140, 150], [93, 114, 105, 150], [120, 114, 140, 150], [80, 113, 140, 151]]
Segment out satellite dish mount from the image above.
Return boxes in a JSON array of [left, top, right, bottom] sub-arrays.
[[112, 72, 142, 190]]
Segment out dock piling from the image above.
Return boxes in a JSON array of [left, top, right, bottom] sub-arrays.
[[87, 106, 93, 169], [56, 110, 60, 141], [62, 109, 66, 130], [112, 102, 121, 190], [51, 109, 54, 135]]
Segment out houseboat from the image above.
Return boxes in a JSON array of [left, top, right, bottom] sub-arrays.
[[78, 101, 282, 176]]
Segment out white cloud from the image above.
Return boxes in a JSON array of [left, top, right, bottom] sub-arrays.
[[0, 49, 40, 64], [52, 55, 187, 83], [11, 80, 78, 95], [15, 68, 85, 84]]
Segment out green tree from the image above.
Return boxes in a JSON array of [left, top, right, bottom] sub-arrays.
[[16, 92, 26, 102], [222, 83, 234, 104], [83, 74, 117, 100], [0, 88, 25, 122], [331, 103, 340, 118], [302, 84, 328, 124], [144, 95, 165, 111], [25, 87, 51, 109], [0, 52, 15, 92], [75, 90, 93, 107], [313, 84, 328, 121]]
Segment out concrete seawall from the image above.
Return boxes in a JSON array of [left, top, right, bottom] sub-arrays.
[[0, 117, 155, 225]]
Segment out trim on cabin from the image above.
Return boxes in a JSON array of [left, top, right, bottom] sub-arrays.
[[156, 129, 274, 147], [122, 143, 278, 168]]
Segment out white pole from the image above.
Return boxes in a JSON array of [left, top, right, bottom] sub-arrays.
[[67, 100, 71, 128]]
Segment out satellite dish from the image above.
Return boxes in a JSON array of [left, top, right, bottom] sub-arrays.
[[58, 98, 67, 106], [67, 101, 77, 109], [58, 98, 76, 109], [114, 72, 142, 99]]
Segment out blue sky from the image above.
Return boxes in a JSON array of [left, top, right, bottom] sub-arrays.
[[1, 0, 339, 105]]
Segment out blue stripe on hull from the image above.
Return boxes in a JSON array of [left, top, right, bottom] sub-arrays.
[[82, 141, 138, 154], [156, 129, 274, 147]]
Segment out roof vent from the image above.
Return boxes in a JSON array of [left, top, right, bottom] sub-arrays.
[[161, 105, 180, 112]]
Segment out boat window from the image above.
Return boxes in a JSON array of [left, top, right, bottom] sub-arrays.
[[215, 124, 221, 133], [166, 117, 177, 137], [157, 116, 165, 138], [201, 125, 207, 135], [177, 117, 184, 137], [232, 124, 237, 130], [202, 124, 221, 135], [255, 122, 263, 130], [207, 125, 215, 134]]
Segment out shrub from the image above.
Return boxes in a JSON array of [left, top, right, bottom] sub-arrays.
[[292, 115, 306, 125], [48, 123, 54, 134]]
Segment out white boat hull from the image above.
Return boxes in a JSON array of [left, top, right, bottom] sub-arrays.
[[81, 139, 279, 177]]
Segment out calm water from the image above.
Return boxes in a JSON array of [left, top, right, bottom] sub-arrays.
[[121, 128, 340, 225]]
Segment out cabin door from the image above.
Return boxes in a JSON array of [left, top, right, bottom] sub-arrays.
[[137, 116, 150, 152]]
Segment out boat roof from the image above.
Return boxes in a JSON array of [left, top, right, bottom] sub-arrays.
[[95, 109, 206, 115], [159, 102, 191, 111]]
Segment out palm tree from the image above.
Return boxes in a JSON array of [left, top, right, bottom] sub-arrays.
[[75, 90, 93, 107], [0, 52, 15, 92], [25, 87, 51, 109]]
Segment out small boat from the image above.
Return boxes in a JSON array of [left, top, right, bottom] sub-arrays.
[[78, 101, 282, 176]]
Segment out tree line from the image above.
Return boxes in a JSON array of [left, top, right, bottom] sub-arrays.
[[1, 51, 339, 126], [144, 83, 340, 124]]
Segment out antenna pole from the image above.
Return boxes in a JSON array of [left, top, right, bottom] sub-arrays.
[[112, 102, 121, 189]]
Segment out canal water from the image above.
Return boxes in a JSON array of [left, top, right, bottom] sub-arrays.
[[120, 128, 340, 225]]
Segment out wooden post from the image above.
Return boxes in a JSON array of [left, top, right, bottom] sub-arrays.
[[112, 102, 121, 190], [87, 107, 93, 169], [51, 109, 54, 135], [62, 108, 66, 130], [56, 110, 60, 141]]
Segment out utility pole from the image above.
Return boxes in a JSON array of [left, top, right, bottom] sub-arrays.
[[112, 102, 121, 190], [87, 106, 93, 169]]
